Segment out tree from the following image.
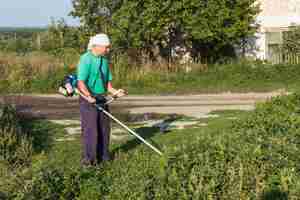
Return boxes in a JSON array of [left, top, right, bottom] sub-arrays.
[[70, 0, 259, 63], [283, 26, 300, 54], [175, 0, 259, 62], [282, 25, 300, 64], [40, 19, 82, 54]]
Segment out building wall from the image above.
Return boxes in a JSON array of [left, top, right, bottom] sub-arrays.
[[254, 0, 300, 61], [258, 0, 300, 28], [260, 0, 289, 16]]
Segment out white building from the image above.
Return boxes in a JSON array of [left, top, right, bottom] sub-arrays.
[[254, 0, 300, 62]]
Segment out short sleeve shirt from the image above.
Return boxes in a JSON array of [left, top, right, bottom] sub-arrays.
[[77, 51, 112, 95]]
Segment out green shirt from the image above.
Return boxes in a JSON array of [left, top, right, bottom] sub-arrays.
[[77, 51, 112, 95]]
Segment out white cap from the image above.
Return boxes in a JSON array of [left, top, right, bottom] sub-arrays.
[[87, 33, 110, 50]]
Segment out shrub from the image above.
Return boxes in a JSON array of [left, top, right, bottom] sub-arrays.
[[3, 93, 300, 199], [0, 104, 32, 168]]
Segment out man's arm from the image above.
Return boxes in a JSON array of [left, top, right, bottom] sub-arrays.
[[107, 82, 126, 98], [78, 80, 91, 97], [107, 82, 117, 95], [77, 80, 96, 103]]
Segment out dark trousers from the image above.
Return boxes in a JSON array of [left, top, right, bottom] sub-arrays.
[[79, 96, 111, 165]]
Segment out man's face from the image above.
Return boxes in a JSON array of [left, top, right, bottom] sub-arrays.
[[93, 45, 110, 56]]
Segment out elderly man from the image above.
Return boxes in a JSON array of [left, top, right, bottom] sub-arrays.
[[77, 33, 125, 166]]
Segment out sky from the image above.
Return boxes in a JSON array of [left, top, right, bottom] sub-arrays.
[[0, 0, 80, 27]]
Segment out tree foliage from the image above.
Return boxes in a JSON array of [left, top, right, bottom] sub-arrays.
[[283, 25, 300, 55], [40, 19, 82, 55], [71, 0, 259, 63]]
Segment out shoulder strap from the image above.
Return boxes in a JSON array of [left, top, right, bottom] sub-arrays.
[[99, 56, 107, 90]]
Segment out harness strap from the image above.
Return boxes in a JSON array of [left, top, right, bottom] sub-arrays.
[[99, 56, 107, 91]]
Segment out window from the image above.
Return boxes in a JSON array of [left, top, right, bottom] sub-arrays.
[[265, 32, 282, 63]]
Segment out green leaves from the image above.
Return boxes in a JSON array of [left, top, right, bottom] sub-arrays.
[[70, 0, 259, 62], [283, 26, 300, 54], [0, 104, 33, 169], [3, 92, 300, 198]]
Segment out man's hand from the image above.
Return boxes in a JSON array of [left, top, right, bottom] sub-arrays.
[[107, 82, 127, 98], [86, 95, 96, 104], [112, 89, 127, 98]]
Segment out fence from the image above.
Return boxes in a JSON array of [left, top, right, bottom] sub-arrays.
[[267, 44, 300, 64]]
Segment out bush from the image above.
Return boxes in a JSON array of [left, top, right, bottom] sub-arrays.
[[3, 93, 300, 199], [149, 94, 300, 199], [0, 104, 32, 168]]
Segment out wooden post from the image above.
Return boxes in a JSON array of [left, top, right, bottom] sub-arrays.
[[36, 33, 41, 50]]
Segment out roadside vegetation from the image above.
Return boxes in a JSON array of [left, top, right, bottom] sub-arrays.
[[1, 92, 300, 199], [0, 0, 299, 95], [1, 24, 299, 95], [1, 52, 300, 94]]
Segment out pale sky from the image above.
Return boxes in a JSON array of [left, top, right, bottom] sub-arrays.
[[0, 0, 80, 27]]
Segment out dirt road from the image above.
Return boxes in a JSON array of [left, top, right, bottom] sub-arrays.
[[0, 91, 287, 119]]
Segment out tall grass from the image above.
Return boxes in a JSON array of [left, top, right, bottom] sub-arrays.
[[0, 51, 79, 93], [112, 57, 300, 94], [0, 104, 33, 169], [1, 51, 300, 94]]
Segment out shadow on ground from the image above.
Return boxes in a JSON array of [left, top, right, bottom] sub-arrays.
[[111, 116, 180, 156]]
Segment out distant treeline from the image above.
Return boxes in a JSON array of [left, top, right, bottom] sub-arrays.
[[0, 20, 81, 55], [0, 27, 46, 43], [0, 27, 46, 33]]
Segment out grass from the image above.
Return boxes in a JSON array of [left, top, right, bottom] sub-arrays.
[[2, 93, 300, 198], [35, 115, 214, 168], [114, 62, 300, 94], [6, 109, 244, 173], [1, 51, 300, 95], [1, 107, 238, 167], [0, 109, 231, 199]]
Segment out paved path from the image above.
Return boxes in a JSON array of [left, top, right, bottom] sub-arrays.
[[0, 91, 287, 119]]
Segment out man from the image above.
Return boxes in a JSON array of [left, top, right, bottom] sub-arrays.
[[77, 33, 125, 166]]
